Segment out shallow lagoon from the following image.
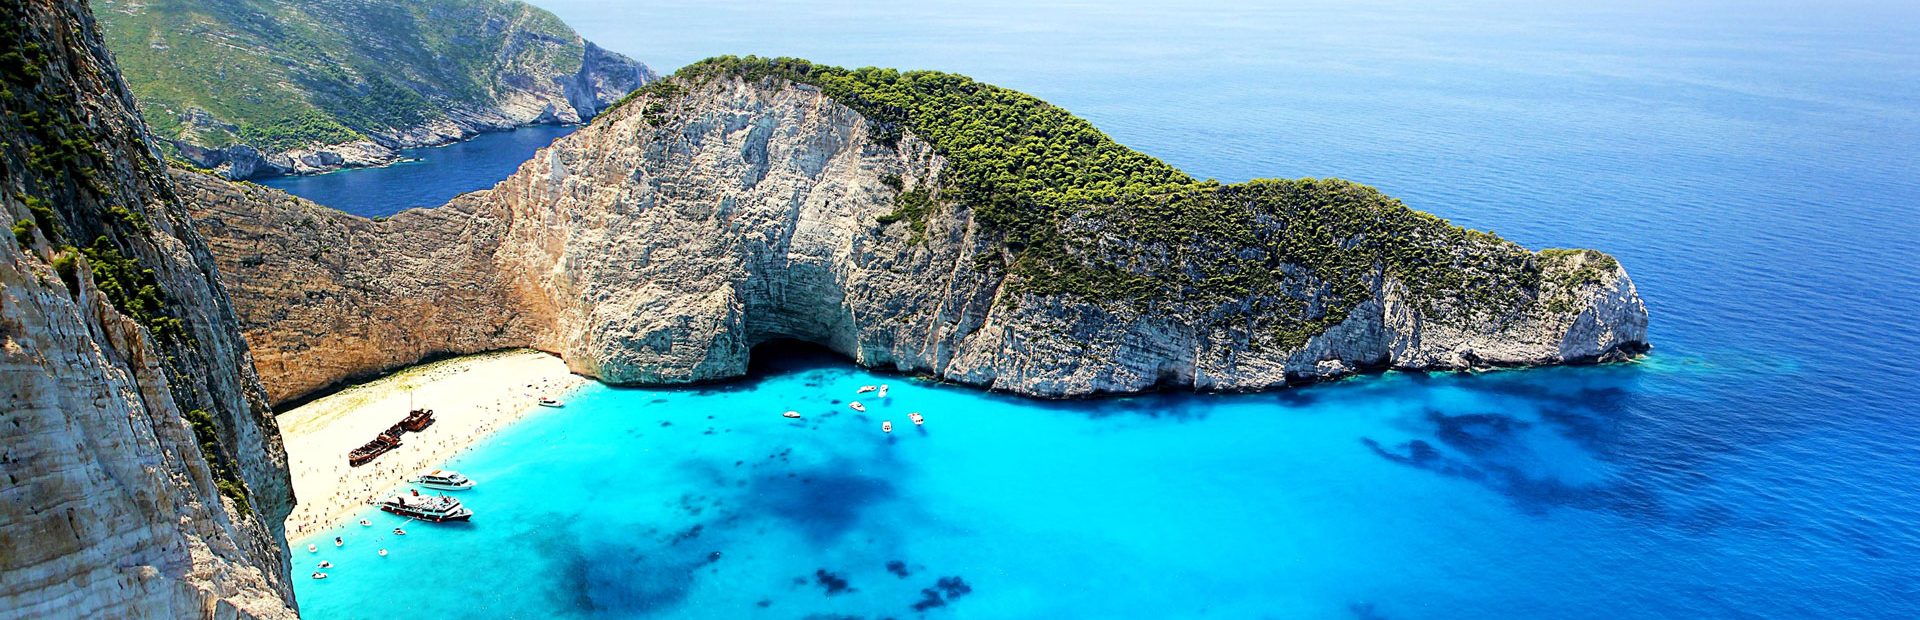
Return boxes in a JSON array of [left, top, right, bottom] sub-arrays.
[[292, 346, 1907, 619]]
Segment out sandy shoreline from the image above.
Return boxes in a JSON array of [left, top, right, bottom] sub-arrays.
[[277, 349, 587, 541]]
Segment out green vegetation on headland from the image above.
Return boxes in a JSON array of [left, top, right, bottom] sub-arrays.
[[629, 57, 1614, 345], [97, 0, 609, 153]]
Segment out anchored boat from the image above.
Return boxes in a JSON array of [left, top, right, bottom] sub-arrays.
[[537, 396, 563, 408], [379, 494, 472, 523], [412, 469, 475, 491]]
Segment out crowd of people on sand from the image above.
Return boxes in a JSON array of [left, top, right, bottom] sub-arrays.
[[287, 372, 579, 540]]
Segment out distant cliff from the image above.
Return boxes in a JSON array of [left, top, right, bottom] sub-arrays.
[[187, 58, 1648, 405], [96, 0, 654, 180], [1, 0, 294, 616]]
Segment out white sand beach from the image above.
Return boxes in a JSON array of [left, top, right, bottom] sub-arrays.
[[277, 349, 587, 540]]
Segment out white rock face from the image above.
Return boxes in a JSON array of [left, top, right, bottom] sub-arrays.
[[1, 1, 295, 616], [190, 75, 1649, 404]]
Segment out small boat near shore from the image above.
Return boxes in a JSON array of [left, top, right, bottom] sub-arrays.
[[379, 494, 473, 522], [537, 396, 564, 408], [850, 401, 866, 412], [909, 412, 924, 425], [412, 469, 475, 491]]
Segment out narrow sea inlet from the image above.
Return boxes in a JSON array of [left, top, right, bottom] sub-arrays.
[[289, 345, 1804, 618]]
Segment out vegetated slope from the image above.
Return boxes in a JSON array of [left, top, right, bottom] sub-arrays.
[[190, 56, 1647, 403], [1, 0, 294, 615], [96, 0, 653, 179]]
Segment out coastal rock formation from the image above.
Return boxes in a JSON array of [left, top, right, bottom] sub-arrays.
[[1, 0, 295, 617], [189, 63, 1648, 405], [177, 173, 537, 405], [97, 0, 655, 179]]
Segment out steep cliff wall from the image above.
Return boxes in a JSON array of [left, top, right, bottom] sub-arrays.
[[192, 67, 1647, 405], [97, 0, 655, 179], [0, 0, 295, 617], [176, 173, 536, 405]]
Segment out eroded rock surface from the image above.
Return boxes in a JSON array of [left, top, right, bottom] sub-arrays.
[[1, 0, 295, 617], [191, 74, 1647, 405]]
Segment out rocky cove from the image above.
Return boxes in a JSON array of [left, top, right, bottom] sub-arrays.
[[1, 0, 1651, 615]]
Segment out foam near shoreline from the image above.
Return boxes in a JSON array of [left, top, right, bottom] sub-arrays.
[[277, 349, 587, 541]]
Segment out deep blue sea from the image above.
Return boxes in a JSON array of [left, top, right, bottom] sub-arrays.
[[287, 0, 1920, 617], [259, 125, 576, 218]]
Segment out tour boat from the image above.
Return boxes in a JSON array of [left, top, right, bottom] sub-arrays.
[[537, 396, 564, 408], [782, 411, 802, 419], [379, 494, 473, 523], [857, 385, 877, 394], [411, 469, 475, 491], [877, 384, 889, 398], [882, 420, 893, 433], [909, 412, 924, 425]]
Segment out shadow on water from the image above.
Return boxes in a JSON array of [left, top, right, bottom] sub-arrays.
[[1357, 363, 1752, 532]]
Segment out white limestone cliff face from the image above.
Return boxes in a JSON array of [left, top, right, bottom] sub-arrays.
[[0, 0, 295, 616], [190, 75, 1648, 405]]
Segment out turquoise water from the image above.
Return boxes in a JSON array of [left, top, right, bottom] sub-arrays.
[[295, 348, 1703, 618], [288, 0, 1920, 617], [260, 125, 575, 218]]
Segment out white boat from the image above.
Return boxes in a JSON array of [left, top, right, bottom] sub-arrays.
[[311, 572, 328, 580], [857, 385, 877, 394], [537, 396, 564, 408], [378, 549, 388, 557], [379, 494, 472, 523], [412, 469, 475, 491], [782, 411, 802, 419], [849, 401, 866, 412], [909, 412, 924, 426], [882, 420, 893, 433], [307, 544, 317, 553], [877, 384, 889, 398]]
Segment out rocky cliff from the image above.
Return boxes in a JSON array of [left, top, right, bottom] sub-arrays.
[[1, 0, 295, 617], [188, 60, 1648, 405], [97, 0, 654, 179]]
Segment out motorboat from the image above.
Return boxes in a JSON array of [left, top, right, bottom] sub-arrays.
[[857, 385, 877, 394], [537, 396, 564, 408], [909, 412, 924, 425], [882, 420, 893, 433], [378, 549, 388, 557], [782, 411, 802, 419], [379, 494, 472, 523], [311, 572, 328, 580], [412, 469, 475, 491], [849, 401, 866, 412], [877, 384, 889, 398], [307, 544, 317, 553]]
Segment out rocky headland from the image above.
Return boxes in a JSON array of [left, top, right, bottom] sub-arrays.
[[185, 58, 1649, 406], [96, 0, 654, 180]]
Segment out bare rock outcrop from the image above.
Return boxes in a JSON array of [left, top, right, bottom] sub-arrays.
[[191, 73, 1647, 405], [1, 0, 294, 617]]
